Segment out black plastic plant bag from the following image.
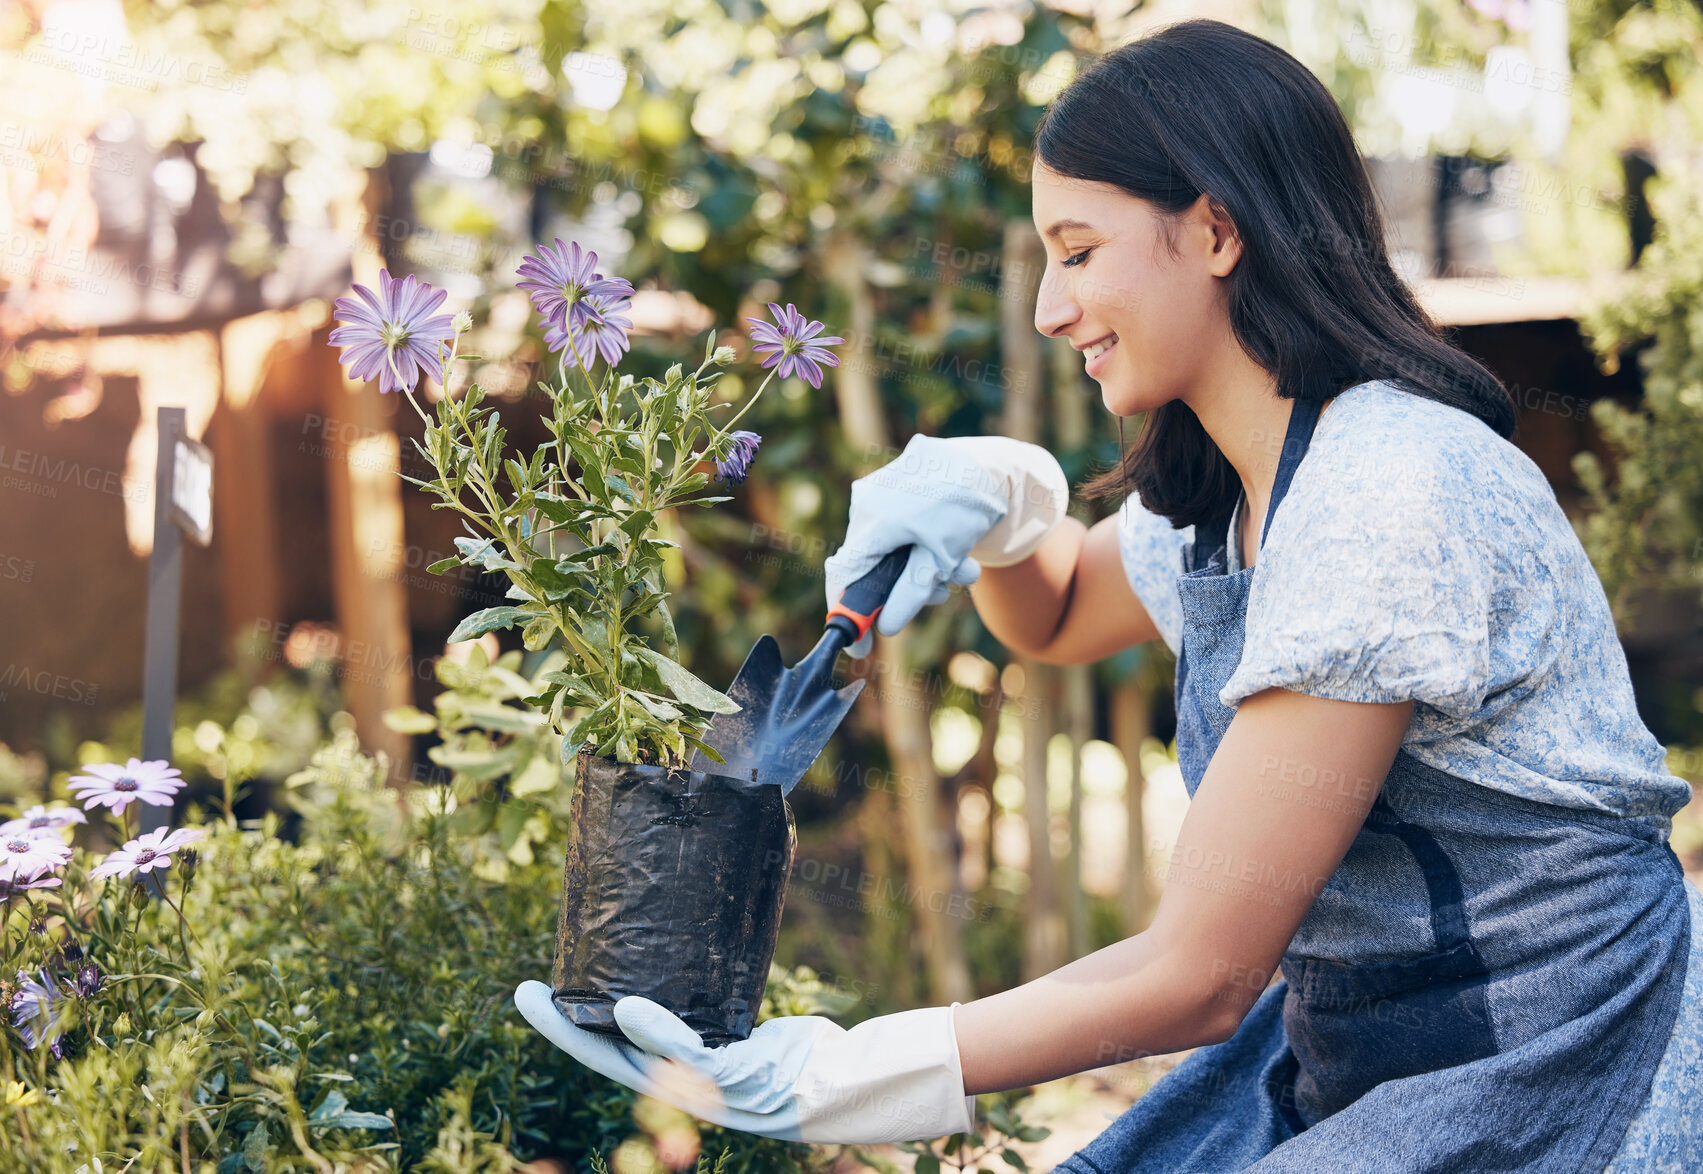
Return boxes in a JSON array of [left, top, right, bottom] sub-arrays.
[[552, 749, 795, 1047]]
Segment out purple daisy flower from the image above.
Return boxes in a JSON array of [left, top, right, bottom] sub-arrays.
[[67, 758, 184, 815], [0, 876, 61, 898], [543, 289, 634, 368], [712, 430, 763, 486], [516, 238, 636, 338], [0, 806, 86, 837], [0, 834, 70, 885], [328, 268, 458, 395], [10, 969, 65, 1053], [89, 826, 206, 882], [745, 302, 844, 389]]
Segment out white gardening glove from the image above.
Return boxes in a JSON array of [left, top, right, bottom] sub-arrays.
[[824, 434, 1070, 658], [513, 981, 976, 1145]]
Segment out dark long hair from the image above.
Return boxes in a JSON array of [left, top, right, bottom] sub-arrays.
[[1037, 19, 1516, 529]]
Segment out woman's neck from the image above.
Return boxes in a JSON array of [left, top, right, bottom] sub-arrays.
[[1184, 364, 1294, 558]]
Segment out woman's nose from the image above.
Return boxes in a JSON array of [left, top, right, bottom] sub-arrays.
[[1033, 270, 1079, 339]]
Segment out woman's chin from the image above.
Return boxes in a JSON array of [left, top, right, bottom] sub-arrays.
[[1099, 380, 1156, 419]]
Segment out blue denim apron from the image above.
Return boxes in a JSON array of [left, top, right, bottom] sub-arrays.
[[1056, 397, 1691, 1173]]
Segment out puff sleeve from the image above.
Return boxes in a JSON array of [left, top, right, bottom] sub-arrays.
[[1115, 491, 1192, 657], [1218, 446, 1506, 722]]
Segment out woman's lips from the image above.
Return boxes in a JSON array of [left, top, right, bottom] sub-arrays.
[[1085, 335, 1118, 377]]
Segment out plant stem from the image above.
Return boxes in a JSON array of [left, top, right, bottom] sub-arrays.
[[708, 367, 778, 446]]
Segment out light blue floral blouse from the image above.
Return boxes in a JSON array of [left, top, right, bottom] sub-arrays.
[[1114, 378, 1702, 1159]]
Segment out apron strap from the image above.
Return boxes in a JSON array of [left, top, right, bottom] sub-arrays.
[[1183, 395, 1326, 573], [1260, 395, 1324, 549]]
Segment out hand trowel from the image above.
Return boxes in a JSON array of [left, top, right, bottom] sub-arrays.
[[686, 544, 913, 795]]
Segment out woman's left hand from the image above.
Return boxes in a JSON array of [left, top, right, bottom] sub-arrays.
[[513, 980, 976, 1144]]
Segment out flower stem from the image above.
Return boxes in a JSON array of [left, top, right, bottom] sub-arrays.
[[709, 368, 777, 448]]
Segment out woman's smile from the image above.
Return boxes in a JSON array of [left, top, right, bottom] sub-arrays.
[[1082, 332, 1119, 376]]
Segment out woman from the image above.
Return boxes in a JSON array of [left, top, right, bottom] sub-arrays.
[[514, 19, 1702, 1170]]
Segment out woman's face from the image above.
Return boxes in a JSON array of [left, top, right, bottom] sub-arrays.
[[1030, 160, 1240, 417]]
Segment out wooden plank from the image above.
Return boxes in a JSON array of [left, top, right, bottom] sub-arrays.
[[212, 316, 284, 650], [1411, 274, 1584, 326]]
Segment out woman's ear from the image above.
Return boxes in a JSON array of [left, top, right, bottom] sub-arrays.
[[1200, 194, 1244, 278]]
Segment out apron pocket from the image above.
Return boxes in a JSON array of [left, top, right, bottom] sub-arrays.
[[1281, 941, 1499, 1126]]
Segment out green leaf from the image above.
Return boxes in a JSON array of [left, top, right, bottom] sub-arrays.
[[564, 436, 607, 499], [619, 509, 655, 542], [656, 598, 680, 661], [631, 647, 741, 714], [528, 559, 588, 602], [510, 754, 560, 797], [426, 556, 460, 575], [568, 698, 616, 746], [1001, 1148, 1029, 1171], [522, 615, 556, 651], [562, 542, 622, 566], [630, 691, 683, 721], [915, 1155, 940, 1174], [309, 1090, 350, 1123], [498, 801, 531, 851], [243, 1119, 271, 1171], [454, 537, 521, 571], [505, 457, 531, 493], [381, 705, 438, 734], [680, 729, 724, 764], [447, 606, 536, 643]]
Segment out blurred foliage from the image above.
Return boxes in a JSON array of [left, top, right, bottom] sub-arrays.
[[1565, 2, 1703, 764], [0, 700, 841, 1172]]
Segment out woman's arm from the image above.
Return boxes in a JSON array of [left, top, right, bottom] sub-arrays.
[[969, 513, 1161, 663], [953, 687, 1413, 1093]]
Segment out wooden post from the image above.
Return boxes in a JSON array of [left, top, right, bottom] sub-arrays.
[[320, 168, 415, 782], [1001, 216, 1070, 978], [212, 317, 284, 658], [1113, 681, 1156, 932], [139, 406, 186, 845], [825, 228, 971, 1004], [1017, 660, 1067, 979]]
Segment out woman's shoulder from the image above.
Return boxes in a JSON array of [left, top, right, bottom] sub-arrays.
[[1304, 379, 1542, 505], [1275, 379, 1564, 560]]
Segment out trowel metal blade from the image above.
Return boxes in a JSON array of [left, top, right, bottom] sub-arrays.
[[688, 634, 865, 794]]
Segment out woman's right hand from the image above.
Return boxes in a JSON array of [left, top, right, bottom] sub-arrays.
[[823, 434, 1069, 658]]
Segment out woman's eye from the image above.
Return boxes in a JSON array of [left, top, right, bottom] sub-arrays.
[[1062, 248, 1093, 268]]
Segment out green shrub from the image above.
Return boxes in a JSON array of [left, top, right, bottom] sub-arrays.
[[0, 723, 831, 1172]]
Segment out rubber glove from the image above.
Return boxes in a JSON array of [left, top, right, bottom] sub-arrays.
[[513, 981, 976, 1145], [824, 434, 1070, 658]]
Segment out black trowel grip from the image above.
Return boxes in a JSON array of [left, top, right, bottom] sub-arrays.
[[825, 544, 914, 647]]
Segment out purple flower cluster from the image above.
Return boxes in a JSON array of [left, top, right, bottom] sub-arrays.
[[518, 239, 637, 369], [0, 757, 207, 1053], [322, 245, 846, 499]]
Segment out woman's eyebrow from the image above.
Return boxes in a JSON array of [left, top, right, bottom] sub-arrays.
[[1042, 217, 1096, 240]]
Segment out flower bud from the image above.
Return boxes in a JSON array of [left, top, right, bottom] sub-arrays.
[[452, 310, 474, 334], [665, 363, 684, 383], [712, 346, 737, 366], [72, 964, 102, 999]]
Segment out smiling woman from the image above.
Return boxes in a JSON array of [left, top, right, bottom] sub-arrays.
[[516, 17, 1703, 1171]]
